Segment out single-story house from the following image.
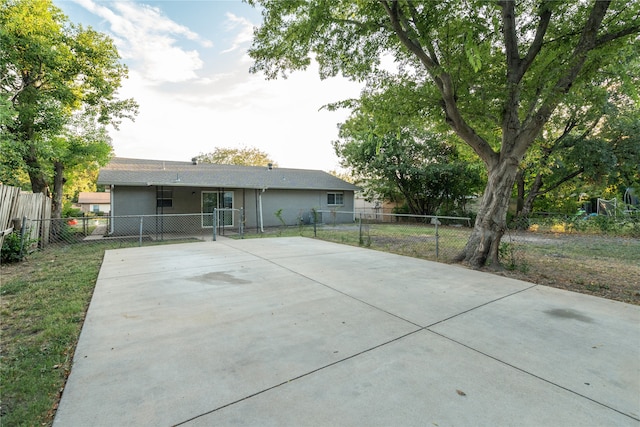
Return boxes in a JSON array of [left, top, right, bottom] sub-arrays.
[[77, 191, 111, 214], [97, 157, 359, 235]]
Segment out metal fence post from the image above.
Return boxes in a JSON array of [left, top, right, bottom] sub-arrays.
[[139, 216, 144, 247], [240, 208, 244, 239], [435, 216, 439, 260], [359, 213, 363, 245], [212, 208, 217, 242], [313, 210, 317, 237], [19, 216, 26, 259]]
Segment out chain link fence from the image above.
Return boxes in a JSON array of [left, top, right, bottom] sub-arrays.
[[8, 211, 245, 256], [249, 210, 639, 298], [3, 209, 638, 302], [300, 211, 472, 262]]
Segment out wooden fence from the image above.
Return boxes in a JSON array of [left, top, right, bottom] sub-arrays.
[[0, 184, 52, 249]]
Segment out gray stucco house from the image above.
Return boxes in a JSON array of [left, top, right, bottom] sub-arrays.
[[97, 157, 359, 234]]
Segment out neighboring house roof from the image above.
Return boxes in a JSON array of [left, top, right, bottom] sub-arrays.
[[97, 157, 360, 191], [77, 192, 111, 204]]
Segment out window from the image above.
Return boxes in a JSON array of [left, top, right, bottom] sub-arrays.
[[156, 188, 173, 208], [327, 192, 344, 206]]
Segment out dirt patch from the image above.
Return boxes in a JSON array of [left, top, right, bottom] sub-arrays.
[[495, 251, 640, 305]]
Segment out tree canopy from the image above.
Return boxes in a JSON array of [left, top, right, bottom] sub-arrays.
[[333, 82, 484, 216], [194, 146, 277, 167], [248, 0, 640, 267], [0, 0, 137, 216]]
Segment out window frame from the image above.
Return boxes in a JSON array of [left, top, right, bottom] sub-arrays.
[[156, 188, 173, 208], [327, 192, 344, 206]]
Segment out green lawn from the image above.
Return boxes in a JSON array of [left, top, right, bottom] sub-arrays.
[[1, 244, 106, 426]]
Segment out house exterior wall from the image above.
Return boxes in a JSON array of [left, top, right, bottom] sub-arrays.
[[109, 185, 355, 235], [249, 189, 355, 229]]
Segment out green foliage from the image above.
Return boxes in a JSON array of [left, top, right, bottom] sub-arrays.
[[0, 0, 137, 214], [1, 233, 25, 263], [517, 97, 640, 216], [63, 206, 83, 218], [274, 208, 287, 226], [194, 146, 277, 167], [334, 87, 485, 215]]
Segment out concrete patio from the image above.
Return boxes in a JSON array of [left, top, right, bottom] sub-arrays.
[[53, 237, 640, 426]]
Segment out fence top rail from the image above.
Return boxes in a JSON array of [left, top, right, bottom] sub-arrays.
[[317, 210, 470, 221], [27, 213, 228, 222]]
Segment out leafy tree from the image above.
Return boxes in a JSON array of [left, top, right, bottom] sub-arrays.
[[516, 102, 640, 220], [194, 146, 277, 167], [48, 110, 113, 219], [333, 82, 484, 216], [0, 0, 136, 217], [248, 0, 640, 267], [514, 49, 640, 221]]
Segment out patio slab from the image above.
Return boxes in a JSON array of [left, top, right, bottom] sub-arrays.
[[53, 237, 640, 426]]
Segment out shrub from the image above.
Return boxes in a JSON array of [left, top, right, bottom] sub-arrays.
[[1, 232, 26, 263], [63, 206, 83, 218]]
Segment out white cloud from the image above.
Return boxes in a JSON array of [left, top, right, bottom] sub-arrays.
[[112, 65, 363, 171], [221, 12, 255, 54], [70, 0, 364, 171], [71, 0, 211, 83]]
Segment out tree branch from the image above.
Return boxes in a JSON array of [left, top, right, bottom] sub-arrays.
[[515, 0, 612, 160], [379, 0, 498, 168], [499, 0, 520, 77], [595, 24, 640, 46], [519, 2, 552, 78], [540, 167, 585, 195]]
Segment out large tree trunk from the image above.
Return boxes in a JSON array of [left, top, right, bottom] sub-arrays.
[[456, 159, 519, 268], [52, 161, 65, 219], [23, 136, 50, 195], [514, 170, 544, 228]]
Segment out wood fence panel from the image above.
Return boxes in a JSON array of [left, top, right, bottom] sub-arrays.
[[0, 186, 52, 252], [13, 193, 48, 245], [0, 185, 21, 248]]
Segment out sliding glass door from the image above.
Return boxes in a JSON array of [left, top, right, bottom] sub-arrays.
[[201, 191, 234, 227]]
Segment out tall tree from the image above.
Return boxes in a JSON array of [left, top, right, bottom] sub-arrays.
[[515, 50, 640, 220], [334, 81, 484, 215], [0, 0, 136, 216], [194, 146, 277, 167], [248, 0, 640, 267], [516, 103, 640, 220]]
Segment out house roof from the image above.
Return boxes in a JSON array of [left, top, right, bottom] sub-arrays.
[[77, 192, 111, 204], [97, 158, 359, 191]]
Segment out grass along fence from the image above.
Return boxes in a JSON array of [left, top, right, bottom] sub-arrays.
[[4, 211, 639, 303]]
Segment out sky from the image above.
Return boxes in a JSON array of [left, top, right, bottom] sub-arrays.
[[53, 0, 364, 171]]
